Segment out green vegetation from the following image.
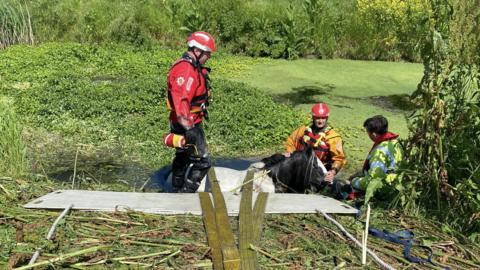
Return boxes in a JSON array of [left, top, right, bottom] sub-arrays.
[[0, 43, 300, 180], [1, 0, 479, 268], [400, 0, 480, 239], [233, 59, 423, 171], [21, 0, 428, 61], [0, 97, 26, 177]]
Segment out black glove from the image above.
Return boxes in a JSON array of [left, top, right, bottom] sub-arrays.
[[185, 126, 201, 144]]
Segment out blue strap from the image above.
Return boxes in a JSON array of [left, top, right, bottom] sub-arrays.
[[354, 202, 363, 218], [368, 228, 451, 270]]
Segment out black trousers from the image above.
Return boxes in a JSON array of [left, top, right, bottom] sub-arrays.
[[170, 123, 210, 192]]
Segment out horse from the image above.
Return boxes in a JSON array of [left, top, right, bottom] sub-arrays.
[[258, 147, 327, 193], [151, 147, 327, 194]]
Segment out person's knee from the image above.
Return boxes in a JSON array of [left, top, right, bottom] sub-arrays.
[[190, 168, 207, 182], [190, 155, 211, 170], [182, 160, 210, 193], [330, 180, 352, 200], [172, 175, 184, 191], [181, 177, 201, 193], [182, 168, 207, 192]]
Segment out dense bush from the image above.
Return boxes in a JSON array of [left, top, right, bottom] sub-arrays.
[[0, 43, 301, 172], [19, 0, 429, 61]]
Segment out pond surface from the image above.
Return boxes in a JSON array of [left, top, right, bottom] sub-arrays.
[[48, 157, 262, 192]]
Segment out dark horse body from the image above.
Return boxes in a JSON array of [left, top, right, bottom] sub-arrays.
[[257, 147, 327, 193]]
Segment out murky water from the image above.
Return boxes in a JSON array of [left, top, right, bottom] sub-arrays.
[[48, 157, 262, 192]]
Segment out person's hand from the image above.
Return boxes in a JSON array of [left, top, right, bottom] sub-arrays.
[[283, 152, 291, 158], [325, 170, 336, 184]]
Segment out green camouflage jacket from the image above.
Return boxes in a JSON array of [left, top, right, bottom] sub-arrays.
[[352, 138, 404, 191]]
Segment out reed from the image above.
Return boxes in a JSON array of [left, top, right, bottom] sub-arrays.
[[0, 0, 34, 48]]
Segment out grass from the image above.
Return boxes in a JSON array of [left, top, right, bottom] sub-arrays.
[[232, 59, 423, 172], [0, 97, 26, 177], [0, 44, 423, 177], [1, 177, 479, 269]]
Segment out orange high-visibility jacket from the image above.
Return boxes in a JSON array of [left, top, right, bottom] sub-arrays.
[[285, 125, 347, 172]]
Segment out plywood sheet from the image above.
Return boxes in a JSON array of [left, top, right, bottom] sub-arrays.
[[24, 190, 358, 216]]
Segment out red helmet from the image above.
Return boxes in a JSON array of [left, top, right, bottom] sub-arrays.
[[311, 103, 330, 117], [187, 31, 216, 53]]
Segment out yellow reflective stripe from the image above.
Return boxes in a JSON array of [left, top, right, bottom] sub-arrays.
[[190, 107, 203, 113], [172, 134, 184, 148], [166, 98, 173, 111]]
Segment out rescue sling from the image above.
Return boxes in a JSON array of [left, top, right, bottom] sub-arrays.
[[299, 126, 332, 161]]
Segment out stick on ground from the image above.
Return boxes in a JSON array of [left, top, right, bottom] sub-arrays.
[[316, 209, 396, 270], [28, 203, 74, 265]]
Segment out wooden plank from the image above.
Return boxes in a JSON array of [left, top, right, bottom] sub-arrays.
[[251, 192, 268, 270], [252, 192, 268, 244], [24, 190, 358, 215], [208, 168, 240, 270], [199, 192, 224, 270], [239, 170, 256, 270]]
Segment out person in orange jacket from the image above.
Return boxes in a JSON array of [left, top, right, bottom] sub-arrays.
[[284, 103, 347, 190], [166, 31, 215, 192]]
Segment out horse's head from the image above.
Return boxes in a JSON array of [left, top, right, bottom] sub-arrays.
[[261, 147, 326, 193]]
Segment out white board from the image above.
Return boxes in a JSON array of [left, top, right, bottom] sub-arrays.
[[24, 190, 358, 216]]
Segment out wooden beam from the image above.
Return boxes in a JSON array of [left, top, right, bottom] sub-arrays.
[[239, 170, 257, 270], [208, 168, 240, 269], [199, 192, 224, 270]]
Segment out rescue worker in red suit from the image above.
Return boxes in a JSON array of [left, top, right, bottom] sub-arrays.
[[166, 31, 215, 192], [284, 103, 347, 191]]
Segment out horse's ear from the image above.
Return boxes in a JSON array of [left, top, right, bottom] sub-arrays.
[[261, 153, 286, 168]]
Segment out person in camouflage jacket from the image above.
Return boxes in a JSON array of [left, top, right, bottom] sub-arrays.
[[346, 115, 404, 200]]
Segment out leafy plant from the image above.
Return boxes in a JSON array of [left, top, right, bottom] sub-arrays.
[[24, 0, 429, 61], [402, 0, 480, 236], [0, 43, 301, 177]]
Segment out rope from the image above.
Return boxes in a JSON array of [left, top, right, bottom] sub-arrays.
[[227, 170, 271, 192], [183, 144, 198, 156], [317, 209, 396, 270]]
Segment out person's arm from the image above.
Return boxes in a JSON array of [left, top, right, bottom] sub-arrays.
[[323, 133, 346, 183], [351, 147, 388, 191], [168, 63, 199, 129], [284, 126, 305, 154], [329, 136, 346, 172]]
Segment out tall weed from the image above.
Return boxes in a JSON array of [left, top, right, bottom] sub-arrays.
[[402, 0, 480, 238]]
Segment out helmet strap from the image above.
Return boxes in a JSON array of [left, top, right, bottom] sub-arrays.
[[197, 50, 207, 66], [184, 49, 201, 69], [311, 119, 328, 133]]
